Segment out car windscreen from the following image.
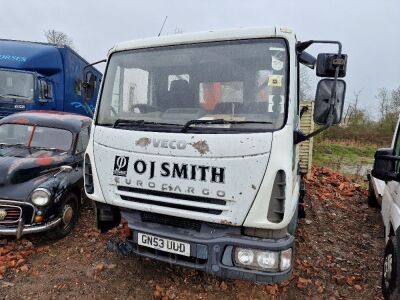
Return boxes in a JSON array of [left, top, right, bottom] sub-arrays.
[[96, 38, 288, 132], [0, 70, 34, 102], [0, 124, 73, 151]]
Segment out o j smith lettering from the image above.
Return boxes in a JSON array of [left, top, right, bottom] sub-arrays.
[[130, 160, 225, 183]]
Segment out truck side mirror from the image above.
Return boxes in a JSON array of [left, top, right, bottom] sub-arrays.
[[313, 79, 346, 125], [316, 53, 347, 77], [83, 72, 96, 101], [372, 148, 400, 182], [38, 79, 52, 102]]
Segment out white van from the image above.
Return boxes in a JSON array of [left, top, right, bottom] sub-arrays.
[[370, 118, 400, 299]]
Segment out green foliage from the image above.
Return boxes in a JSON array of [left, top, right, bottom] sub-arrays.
[[317, 122, 393, 146], [313, 142, 376, 167]]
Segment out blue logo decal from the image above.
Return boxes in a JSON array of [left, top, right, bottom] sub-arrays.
[[0, 54, 28, 62], [71, 102, 95, 114]]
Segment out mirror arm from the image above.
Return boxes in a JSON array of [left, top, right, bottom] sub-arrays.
[[84, 59, 107, 70], [294, 124, 329, 144], [296, 41, 344, 145]]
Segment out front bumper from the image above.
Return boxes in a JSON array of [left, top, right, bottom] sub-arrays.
[[120, 210, 294, 283], [0, 217, 62, 239]]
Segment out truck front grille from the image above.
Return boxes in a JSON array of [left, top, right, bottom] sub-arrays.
[[116, 186, 227, 215], [136, 244, 207, 265], [140, 211, 202, 232]]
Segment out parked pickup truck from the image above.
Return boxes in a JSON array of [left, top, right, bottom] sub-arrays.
[[0, 111, 91, 239], [370, 118, 400, 299], [0, 39, 102, 118]]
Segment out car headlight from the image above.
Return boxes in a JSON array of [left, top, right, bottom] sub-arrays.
[[31, 188, 51, 206]]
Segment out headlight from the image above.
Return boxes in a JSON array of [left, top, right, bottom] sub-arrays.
[[31, 188, 51, 206], [234, 247, 291, 272], [280, 248, 292, 271], [257, 251, 279, 269], [236, 248, 255, 266]]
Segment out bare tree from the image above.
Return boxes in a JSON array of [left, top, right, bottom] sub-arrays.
[[44, 30, 75, 49], [376, 87, 390, 121], [352, 89, 362, 112], [390, 86, 400, 113], [344, 89, 363, 125]]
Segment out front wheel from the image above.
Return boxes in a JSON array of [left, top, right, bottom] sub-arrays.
[[46, 193, 79, 239], [382, 236, 400, 299]]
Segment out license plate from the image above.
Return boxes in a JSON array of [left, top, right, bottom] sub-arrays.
[[138, 232, 190, 257]]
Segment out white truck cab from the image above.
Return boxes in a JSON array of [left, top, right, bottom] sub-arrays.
[[370, 117, 400, 299], [84, 27, 347, 283]]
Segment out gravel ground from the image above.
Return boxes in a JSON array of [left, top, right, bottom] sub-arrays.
[[0, 167, 385, 299]]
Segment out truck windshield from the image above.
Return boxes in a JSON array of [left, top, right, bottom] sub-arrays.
[[97, 38, 288, 132], [0, 124, 73, 152], [0, 70, 34, 102]]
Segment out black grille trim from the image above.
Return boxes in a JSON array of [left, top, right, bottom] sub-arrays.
[[140, 211, 202, 232], [267, 170, 286, 223], [136, 245, 207, 265], [119, 195, 223, 215], [84, 154, 94, 194], [117, 186, 226, 206]]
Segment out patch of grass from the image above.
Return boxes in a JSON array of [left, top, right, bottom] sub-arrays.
[[313, 141, 376, 168]]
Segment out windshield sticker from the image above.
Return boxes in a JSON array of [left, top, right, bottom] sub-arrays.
[[268, 75, 283, 87], [113, 156, 129, 177]]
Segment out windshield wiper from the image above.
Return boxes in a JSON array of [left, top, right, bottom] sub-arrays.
[[181, 119, 273, 132], [113, 119, 180, 128], [0, 93, 29, 99], [0, 143, 27, 148], [29, 146, 58, 151]]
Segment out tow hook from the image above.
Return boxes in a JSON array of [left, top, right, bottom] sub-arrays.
[[107, 239, 134, 256]]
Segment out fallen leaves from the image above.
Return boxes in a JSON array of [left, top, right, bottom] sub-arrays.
[[265, 284, 278, 295], [219, 281, 228, 291], [95, 262, 105, 272], [297, 277, 311, 289]]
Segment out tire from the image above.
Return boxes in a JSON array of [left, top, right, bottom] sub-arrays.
[[368, 180, 380, 208], [382, 236, 400, 300], [46, 193, 79, 240]]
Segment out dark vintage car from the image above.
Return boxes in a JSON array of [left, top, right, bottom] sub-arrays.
[[0, 111, 91, 239]]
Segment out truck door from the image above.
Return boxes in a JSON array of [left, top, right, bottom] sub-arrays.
[[383, 119, 400, 233]]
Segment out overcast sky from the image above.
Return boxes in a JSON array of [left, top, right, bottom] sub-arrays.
[[1, 0, 399, 117]]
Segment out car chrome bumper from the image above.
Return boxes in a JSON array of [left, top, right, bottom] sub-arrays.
[[0, 217, 62, 239]]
